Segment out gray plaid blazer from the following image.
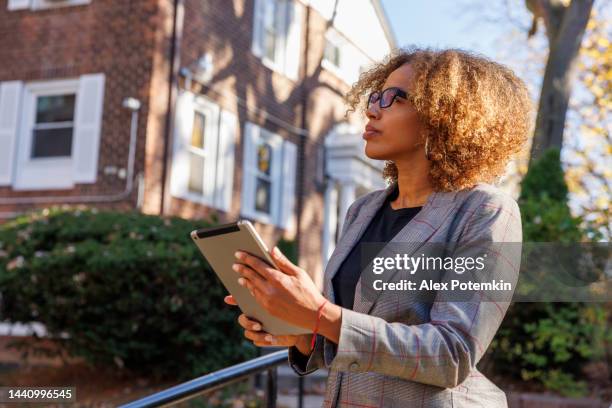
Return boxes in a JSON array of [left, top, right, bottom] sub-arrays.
[[288, 180, 522, 408]]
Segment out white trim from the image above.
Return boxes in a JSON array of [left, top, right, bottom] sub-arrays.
[[72, 73, 105, 183], [0, 81, 24, 185], [215, 109, 237, 212], [7, 0, 30, 10], [240, 121, 292, 228], [13, 78, 80, 190], [278, 139, 297, 231], [252, 0, 300, 81], [31, 0, 90, 10], [321, 27, 368, 85], [170, 90, 236, 211], [11, 75, 104, 190]]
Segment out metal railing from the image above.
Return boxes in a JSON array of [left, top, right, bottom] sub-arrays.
[[119, 349, 305, 408]]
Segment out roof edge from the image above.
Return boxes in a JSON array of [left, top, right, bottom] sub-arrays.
[[372, 0, 398, 50]]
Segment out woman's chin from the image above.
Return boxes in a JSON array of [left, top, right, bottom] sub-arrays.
[[364, 144, 392, 161]]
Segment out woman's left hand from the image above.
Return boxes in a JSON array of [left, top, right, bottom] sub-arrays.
[[232, 246, 327, 330]]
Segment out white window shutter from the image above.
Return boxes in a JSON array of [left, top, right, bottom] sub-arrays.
[[284, 0, 303, 80], [73, 73, 105, 183], [8, 0, 30, 10], [0, 81, 23, 186], [241, 122, 259, 217], [201, 102, 220, 203], [270, 135, 283, 225], [278, 140, 297, 230], [170, 90, 195, 197], [215, 109, 237, 212], [251, 0, 265, 57]]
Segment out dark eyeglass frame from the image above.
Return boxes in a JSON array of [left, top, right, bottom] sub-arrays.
[[367, 87, 408, 109]]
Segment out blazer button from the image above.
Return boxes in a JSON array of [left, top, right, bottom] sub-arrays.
[[349, 361, 359, 371]]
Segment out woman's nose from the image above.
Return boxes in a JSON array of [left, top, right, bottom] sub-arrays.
[[366, 103, 381, 119]]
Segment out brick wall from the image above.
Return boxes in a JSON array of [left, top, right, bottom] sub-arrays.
[[0, 0, 166, 215]]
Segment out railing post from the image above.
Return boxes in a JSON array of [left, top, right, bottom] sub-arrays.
[[255, 347, 263, 389], [298, 375, 304, 408], [266, 367, 277, 408]]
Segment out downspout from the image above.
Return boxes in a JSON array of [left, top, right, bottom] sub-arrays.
[[295, 4, 311, 266], [159, 0, 184, 216], [0, 98, 143, 212]]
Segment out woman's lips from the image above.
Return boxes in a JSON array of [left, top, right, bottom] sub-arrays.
[[362, 129, 381, 140]]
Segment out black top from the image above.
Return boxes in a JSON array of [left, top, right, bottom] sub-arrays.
[[331, 184, 422, 310]]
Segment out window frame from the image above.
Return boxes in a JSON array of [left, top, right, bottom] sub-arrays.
[[172, 94, 221, 207], [241, 122, 287, 226], [14, 78, 80, 190], [253, 0, 300, 79], [321, 28, 345, 79]]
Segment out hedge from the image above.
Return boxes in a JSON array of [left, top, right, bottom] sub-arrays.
[[0, 208, 258, 380]]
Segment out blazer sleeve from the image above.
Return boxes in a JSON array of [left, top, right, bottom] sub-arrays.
[[322, 191, 523, 388], [287, 195, 367, 376]]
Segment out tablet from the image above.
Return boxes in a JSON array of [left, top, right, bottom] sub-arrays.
[[191, 219, 311, 336]]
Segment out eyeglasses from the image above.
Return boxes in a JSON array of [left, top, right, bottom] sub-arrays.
[[367, 87, 408, 109]]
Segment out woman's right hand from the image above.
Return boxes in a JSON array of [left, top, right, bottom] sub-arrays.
[[224, 295, 313, 354]]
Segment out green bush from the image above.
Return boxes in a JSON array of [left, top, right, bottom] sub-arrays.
[[276, 237, 298, 265], [486, 147, 611, 397], [0, 207, 257, 380]]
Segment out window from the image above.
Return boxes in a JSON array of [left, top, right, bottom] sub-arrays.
[[252, 0, 303, 81], [241, 122, 297, 231], [322, 28, 345, 77], [323, 38, 341, 69], [321, 28, 368, 85], [187, 112, 208, 194], [31, 94, 75, 158], [0, 74, 105, 190], [170, 90, 237, 212], [262, 0, 284, 62], [255, 141, 274, 213], [7, 0, 91, 11]]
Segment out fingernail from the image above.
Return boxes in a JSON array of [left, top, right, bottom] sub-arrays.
[[273, 246, 281, 257], [238, 277, 245, 285], [234, 251, 243, 259], [232, 263, 240, 272], [265, 335, 274, 343], [253, 323, 261, 331]]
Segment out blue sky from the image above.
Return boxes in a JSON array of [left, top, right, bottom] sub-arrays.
[[378, 0, 541, 75], [380, 0, 503, 57]]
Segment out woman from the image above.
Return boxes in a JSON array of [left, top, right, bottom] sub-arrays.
[[225, 47, 533, 407]]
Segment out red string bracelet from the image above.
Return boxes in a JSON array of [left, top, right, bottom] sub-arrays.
[[310, 298, 329, 351]]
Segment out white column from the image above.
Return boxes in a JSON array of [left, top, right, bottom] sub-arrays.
[[322, 178, 339, 270], [337, 179, 356, 239]]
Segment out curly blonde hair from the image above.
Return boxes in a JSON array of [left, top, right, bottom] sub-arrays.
[[344, 46, 534, 192]]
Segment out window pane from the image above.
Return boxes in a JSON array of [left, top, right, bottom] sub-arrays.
[[31, 127, 73, 158], [255, 177, 271, 214], [257, 142, 272, 175], [188, 152, 204, 194], [36, 94, 76, 123], [263, 0, 284, 61], [324, 40, 340, 67], [264, 29, 276, 60], [191, 112, 206, 149]]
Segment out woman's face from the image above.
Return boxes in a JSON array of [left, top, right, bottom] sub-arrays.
[[363, 63, 424, 161]]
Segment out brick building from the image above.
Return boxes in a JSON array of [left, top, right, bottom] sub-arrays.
[[0, 0, 395, 288]]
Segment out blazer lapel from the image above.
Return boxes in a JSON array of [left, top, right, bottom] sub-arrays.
[[323, 181, 397, 303], [323, 180, 461, 315], [353, 186, 460, 315]]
